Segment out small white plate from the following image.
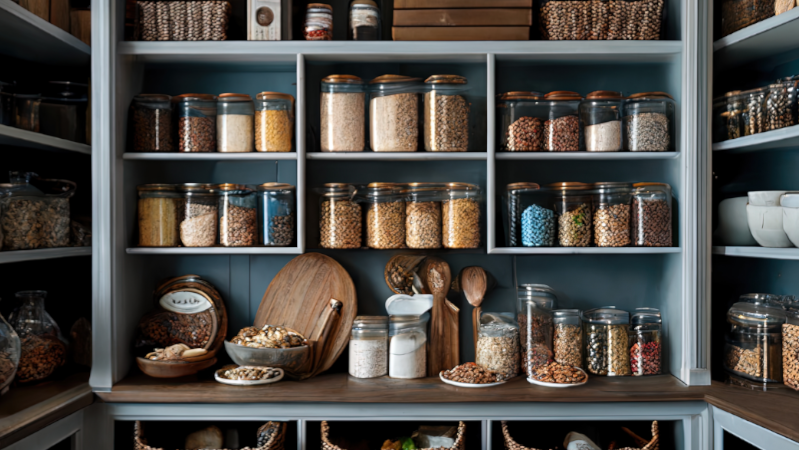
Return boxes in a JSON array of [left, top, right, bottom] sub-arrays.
[[526, 368, 588, 388], [214, 366, 284, 386], [439, 372, 506, 388]]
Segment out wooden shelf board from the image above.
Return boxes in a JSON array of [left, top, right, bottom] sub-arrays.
[[123, 152, 298, 161], [490, 247, 681, 255], [0, 247, 92, 264], [496, 152, 680, 160], [712, 126, 799, 153], [714, 8, 799, 69], [705, 381, 799, 442], [307, 152, 488, 161], [127, 247, 303, 255], [0, 125, 91, 155], [712, 246, 799, 260]]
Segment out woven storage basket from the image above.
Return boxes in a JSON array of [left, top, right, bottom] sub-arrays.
[[136, 1, 231, 41], [614, 421, 659, 450], [500, 421, 554, 450], [134, 421, 286, 450], [321, 421, 466, 450]]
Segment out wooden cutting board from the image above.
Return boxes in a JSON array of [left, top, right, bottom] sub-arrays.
[[254, 253, 357, 376], [393, 9, 533, 27]]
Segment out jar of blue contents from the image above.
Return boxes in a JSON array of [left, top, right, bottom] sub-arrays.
[[505, 183, 555, 247]]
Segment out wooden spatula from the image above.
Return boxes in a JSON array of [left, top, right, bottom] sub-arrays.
[[458, 266, 491, 352], [418, 257, 456, 376]]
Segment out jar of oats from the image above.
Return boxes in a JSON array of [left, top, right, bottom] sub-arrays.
[[553, 309, 582, 369], [582, 307, 631, 376], [476, 312, 519, 380], [724, 301, 785, 385], [550, 182, 593, 247], [369, 74, 422, 152], [423, 74, 470, 152], [137, 184, 181, 247], [362, 183, 405, 249], [442, 182, 481, 249], [218, 184, 256, 247], [217, 93, 254, 153], [178, 183, 218, 247], [592, 182, 632, 248], [403, 183, 445, 249], [255, 92, 294, 152], [319, 183, 362, 248], [320, 75, 365, 152]]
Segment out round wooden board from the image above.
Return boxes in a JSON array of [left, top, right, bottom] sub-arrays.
[[254, 253, 357, 376]]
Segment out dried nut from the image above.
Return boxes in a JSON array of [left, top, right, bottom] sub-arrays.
[[182, 348, 208, 358], [532, 362, 587, 384], [441, 362, 500, 384], [231, 325, 308, 349]]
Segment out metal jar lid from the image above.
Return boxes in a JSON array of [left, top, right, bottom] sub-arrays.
[[351, 0, 378, 8], [628, 92, 674, 100], [547, 182, 592, 191], [138, 183, 176, 192], [216, 183, 253, 195], [593, 181, 632, 193], [582, 307, 630, 325], [544, 91, 582, 101], [506, 182, 541, 192], [257, 182, 295, 192], [631, 307, 662, 325], [424, 75, 467, 85], [353, 316, 389, 329]]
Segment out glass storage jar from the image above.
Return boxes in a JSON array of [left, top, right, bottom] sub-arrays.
[[130, 94, 173, 152], [724, 301, 786, 384], [40, 81, 88, 144], [550, 182, 593, 247], [403, 183, 444, 249], [178, 183, 218, 247], [592, 182, 632, 247], [725, 90, 744, 140], [137, 184, 181, 247], [14, 94, 41, 132], [741, 87, 768, 136], [630, 307, 662, 376], [764, 80, 798, 131], [319, 183, 362, 249], [174, 94, 217, 153], [543, 91, 581, 152], [423, 75, 470, 152], [388, 313, 429, 379], [476, 312, 520, 380], [305, 3, 333, 40], [517, 284, 557, 377], [442, 182, 480, 249], [363, 183, 405, 249], [497, 91, 545, 151], [320, 75, 365, 152], [218, 184, 256, 247], [623, 92, 675, 151], [783, 298, 798, 390], [712, 95, 728, 143], [9, 291, 66, 383], [255, 92, 294, 152], [504, 182, 555, 248], [349, 0, 380, 40], [0, 300, 20, 395], [720, 0, 775, 37], [0, 172, 73, 251], [257, 183, 295, 247], [632, 182, 672, 247], [349, 316, 388, 378], [553, 309, 582, 368], [580, 91, 623, 152], [369, 75, 422, 152], [582, 307, 631, 376], [0, 81, 13, 126], [739, 292, 784, 307], [217, 93, 254, 153]]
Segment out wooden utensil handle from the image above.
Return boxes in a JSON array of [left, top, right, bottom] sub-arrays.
[[308, 299, 342, 378], [473, 306, 481, 354]]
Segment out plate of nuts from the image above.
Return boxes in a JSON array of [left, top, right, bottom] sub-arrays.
[[526, 362, 588, 388], [439, 362, 506, 388], [214, 365, 284, 386]]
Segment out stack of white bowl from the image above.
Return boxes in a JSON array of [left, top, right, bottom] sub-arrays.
[[715, 191, 798, 248]]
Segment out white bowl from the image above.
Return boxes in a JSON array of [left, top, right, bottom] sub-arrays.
[[714, 197, 757, 246], [780, 192, 799, 208], [783, 207, 799, 247], [748, 191, 787, 207], [746, 204, 794, 248]]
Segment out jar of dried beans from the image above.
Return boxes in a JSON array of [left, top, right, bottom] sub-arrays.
[[423, 75, 470, 152], [476, 312, 520, 380], [320, 75, 365, 152], [764, 79, 799, 131], [623, 92, 675, 152], [362, 183, 405, 249], [724, 301, 785, 385], [8, 291, 66, 383], [305, 3, 333, 40], [553, 309, 582, 368], [349, 316, 388, 379], [782, 297, 798, 391], [632, 182, 672, 247], [403, 183, 444, 249], [496, 91, 545, 151], [543, 91, 581, 152], [504, 182, 555, 247], [319, 183, 362, 249], [582, 307, 631, 376], [592, 182, 631, 247], [255, 92, 294, 152], [0, 172, 73, 251], [218, 184, 256, 247], [0, 300, 19, 394], [741, 87, 767, 137], [580, 91, 623, 152], [550, 182, 593, 247], [724, 90, 744, 140], [257, 183, 295, 247], [629, 307, 662, 376], [178, 183, 218, 247], [517, 284, 557, 377], [131, 94, 173, 152], [369, 74, 422, 152], [442, 182, 481, 249], [217, 93, 254, 153], [174, 94, 217, 152], [137, 184, 181, 247]]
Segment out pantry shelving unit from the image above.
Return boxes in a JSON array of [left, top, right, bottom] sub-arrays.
[[0, 124, 92, 155], [0, 0, 90, 65], [711, 246, 799, 260], [711, 125, 799, 152]]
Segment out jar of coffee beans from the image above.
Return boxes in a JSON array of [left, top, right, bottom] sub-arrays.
[[174, 94, 217, 152], [217, 93, 254, 153], [553, 309, 582, 368], [320, 75, 365, 152], [137, 184, 181, 247], [496, 91, 545, 152], [580, 91, 623, 152], [442, 182, 481, 249], [423, 74, 470, 152], [369, 75, 423, 152], [403, 183, 444, 249], [782, 297, 798, 391], [255, 92, 294, 152], [131, 94, 173, 152], [764, 78, 798, 132], [723, 301, 785, 384], [632, 182, 672, 247], [724, 90, 744, 141], [543, 91, 581, 152], [256, 183, 295, 247], [319, 183, 362, 249], [630, 307, 662, 376], [582, 307, 631, 376], [741, 87, 767, 136], [362, 182, 405, 249], [550, 182, 593, 247], [504, 182, 555, 247], [623, 92, 675, 151], [218, 184, 256, 247], [592, 182, 632, 248], [517, 284, 557, 377], [178, 183, 218, 247]]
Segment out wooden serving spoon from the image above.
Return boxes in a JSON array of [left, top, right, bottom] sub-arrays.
[[418, 257, 456, 376], [459, 266, 490, 352]]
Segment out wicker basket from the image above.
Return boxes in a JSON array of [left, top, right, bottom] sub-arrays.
[[321, 421, 466, 450], [501, 421, 659, 450], [134, 421, 286, 450], [500, 421, 554, 450], [136, 1, 231, 41]]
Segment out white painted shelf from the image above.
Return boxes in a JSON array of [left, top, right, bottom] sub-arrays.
[[123, 152, 297, 161], [0, 125, 91, 155], [0, 247, 91, 264], [0, 0, 90, 66], [714, 8, 799, 69], [126, 247, 303, 255], [490, 247, 681, 255], [712, 246, 799, 260], [496, 152, 680, 160], [711, 125, 799, 152], [307, 152, 488, 161]]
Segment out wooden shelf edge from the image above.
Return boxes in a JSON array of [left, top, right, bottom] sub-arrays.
[[0, 247, 92, 264]]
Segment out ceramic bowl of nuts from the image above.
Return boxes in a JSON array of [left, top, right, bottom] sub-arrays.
[[224, 325, 311, 375], [527, 362, 588, 388], [214, 365, 284, 386], [439, 362, 507, 388]]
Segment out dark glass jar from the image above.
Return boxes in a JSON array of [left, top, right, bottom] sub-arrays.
[[131, 94, 173, 152], [174, 94, 217, 153], [257, 183, 295, 247]]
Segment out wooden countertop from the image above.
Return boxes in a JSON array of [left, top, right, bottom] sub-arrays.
[[705, 381, 799, 442]]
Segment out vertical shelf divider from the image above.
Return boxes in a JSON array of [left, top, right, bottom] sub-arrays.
[[486, 53, 496, 254], [297, 53, 307, 253]]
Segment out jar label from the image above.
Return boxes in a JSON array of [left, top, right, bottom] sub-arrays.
[[159, 291, 213, 314]]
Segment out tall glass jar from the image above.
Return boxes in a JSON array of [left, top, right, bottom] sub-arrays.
[[137, 184, 181, 247], [174, 94, 217, 153], [592, 182, 632, 247], [14, 94, 41, 132], [724, 301, 786, 384], [423, 75, 470, 152], [741, 87, 767, 137], [320, 75, 365, 152], [550, 182, 593, 247], [632, 182, 672, 247], [304, 3, 333, 40], [217, 93, 254, 153], [580, 91, 623, 152], [403, 183, 444, 249], [218, 184, 256, 247], [630, 307, 662, 376], [582, 307, 631, 376], [442, 182, 481, 249], [504, 183, 555, 248], [131, 94, 173, 152], [764, 80, 798, 131], [369, 75, 422, 152], [553, 309, 582, 368], [476, 312, 520, 380], [363, 183, 405, 249], [783, 297, 798, 391], [9, 291, 66, 383], [0, 300, 20, 395], [388, 313, 428, 379], [724, 90, 744, 140], [543, 91, 581, 152], [496, 91, 545, 151], [257, 183, 295, 247], [623, 92, 675, 152], [349, 0, 381, 40], [517, 284, 557, 377], [255, 92, 294, 152], [349, 316, 388, 378], [712, 95, 728, 143], [178, 183, 218, 247], [319, 183, 362, 249]]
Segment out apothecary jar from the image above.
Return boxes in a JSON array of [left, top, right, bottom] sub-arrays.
[[517, 284, 557, 378]]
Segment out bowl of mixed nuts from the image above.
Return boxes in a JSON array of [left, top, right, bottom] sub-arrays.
[[439, 362, 507, 388], [224, 325, 311, 374], [526, 362, 588, 388], [214, 365, 284, 386]]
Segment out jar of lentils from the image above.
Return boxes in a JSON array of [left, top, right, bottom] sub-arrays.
[[217, 93, 254, 153], [630, 307, 662, 376], [319, 183, 362, 249], [496, 91, 545, 151], [423, 74, 470, 152], [363, 183, 405, 249], [632, 182, 672, 247], [517, 284, 557, 377], [782, 297, 798, 391], [582, 307, 631, 376], [592, 182, 632, 247], [255, 92, 294, 152], [320, 75, 365, 152], [442, 183, 481, 249], [178, 183, 218, 247], [553, 309, 582, 368], [130, 94, 173, 152], [403, 183, 444, 249], [218, 184, 256, 247], [580, 91, 623, 152], [257, 183, 295, 247], [504, 182, 555, 247], [349, 316, 389, 379], [543, 91, 581, 152], [174, 94, 217, 153], [137, 184, 181, 247], [369, 74, 422, 152], [550, 182, 593, 247], [623, 92, 675, 152]]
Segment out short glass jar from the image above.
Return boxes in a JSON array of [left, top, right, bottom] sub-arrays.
[[580, 91, 623, 152], [724, 301, 786, 384], [137, 184, 181, 247], [632, 182, 672, 247], [476, 312, 520, 380], [255, 92, 294, 152], [764, 80, 798, 131], [782, 297, 798, 391], [14, 94, 41, 132], [582, 307, 631, 376], [403, 183, 444, 249], [592, 182, 632, 248], [217, 93, 254, 153], [177, 183, 218, 247], [320, 75, 365, 152], [174, 94, 217, 153], [423, 74, 470, 152], [388, 313, 429, 379], [543, 91, 581, 152], [363, 182, 405, 249], [349, 316, 389, 379], [504, 182, 555, 248], [623, 92, 675, 151], [319, 183, 362, 249], [442, 182, 481, 249], [550, 182, 593, 247], [553, 309, 582, 368], [369, 75, 422, 152], [349, 0, 381, 40], [257, 183, 295, 247], [496, 91, 545, 151], [741, 87, 767, 136], [517, 284, 557, 377], [131, 94, 173, 152], [304, 3, 333, 40], [218, 184, 256, 247], [630, 307, 662, 376], [724, 90, 744, 140]]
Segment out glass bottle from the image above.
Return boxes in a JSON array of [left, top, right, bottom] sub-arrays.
[[257, 183, 295, 247], [349, 0, 381, 40], [630, 307, 662, 376], [0, 299, 20, 394], [592, 182, 632, 247], [349, 316, 388, 378], [517, 284, 557, 377], [217, 93, 254, 153], [255, 92, 294, 152], [9, 291, 66, 383], [320, 75, 365, 152], [580, 91, 623, 152], [130, 94, 173, 152], [218, 184, 256, 247]]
